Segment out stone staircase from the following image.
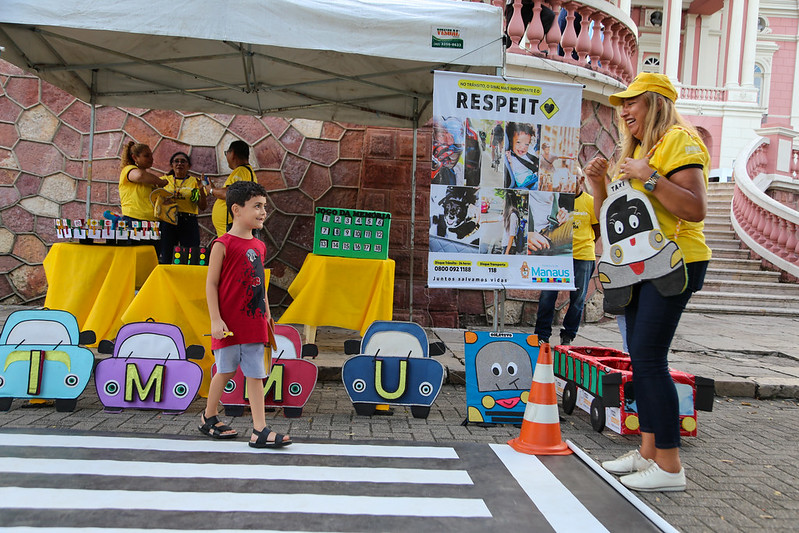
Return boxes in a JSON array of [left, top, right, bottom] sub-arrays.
[[685, 182, 799, 317]]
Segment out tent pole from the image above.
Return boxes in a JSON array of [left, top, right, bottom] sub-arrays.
[[409, 98, 419, 322], [85, 69, 97, 220]]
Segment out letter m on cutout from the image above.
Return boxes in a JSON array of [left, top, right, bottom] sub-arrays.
[[125, 363, 165, 402]]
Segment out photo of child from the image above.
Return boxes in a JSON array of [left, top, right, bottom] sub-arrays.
[[527, 191, 574, 256], [504, 122, 540, 190], [432, 117, 465, 186]]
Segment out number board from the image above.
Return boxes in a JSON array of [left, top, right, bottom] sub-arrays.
[[313, 207, 391, 260]]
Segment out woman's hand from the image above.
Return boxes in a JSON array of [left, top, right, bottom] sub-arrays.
[[584, 157, 610, 190], [619, 157, 653, 183]]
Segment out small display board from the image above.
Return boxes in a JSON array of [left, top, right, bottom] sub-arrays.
[[313, 207, 391, 260], [55, 219, 160, 242]]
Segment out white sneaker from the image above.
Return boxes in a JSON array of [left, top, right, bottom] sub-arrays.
[[601, 449, 653, 475], [619, 463, 686, 492]]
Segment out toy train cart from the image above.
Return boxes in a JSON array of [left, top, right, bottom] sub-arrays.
[[553, 345, 715, 436]]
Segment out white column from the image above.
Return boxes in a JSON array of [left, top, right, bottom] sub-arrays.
[[662, 0, 682, 82], [740, 0, 760, 87], [682, 14, 698, 84], [726, 0, 745, 86]]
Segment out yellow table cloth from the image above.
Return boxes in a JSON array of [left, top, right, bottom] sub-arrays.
[[43, 244, 158, 346], [279, 254, 395, 338], [121, 264, 270, 396]]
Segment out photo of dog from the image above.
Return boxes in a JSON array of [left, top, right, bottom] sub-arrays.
[[430, 185, 480, 246]]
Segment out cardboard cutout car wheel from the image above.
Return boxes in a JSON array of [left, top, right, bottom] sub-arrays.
[[561, 381, 577, 415]]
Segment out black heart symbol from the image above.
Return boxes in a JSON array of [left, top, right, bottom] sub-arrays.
[[544, 103, 555, 113]]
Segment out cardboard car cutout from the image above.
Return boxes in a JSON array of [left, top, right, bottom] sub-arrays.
[[215, 324, 318, 418], [0, 309, 96, 412], [464, 331, 539, 425], [342, 320, 445, 419], [95, 320, 203, 413]]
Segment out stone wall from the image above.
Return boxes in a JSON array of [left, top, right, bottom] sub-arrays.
[[0, 59, 618, 329]]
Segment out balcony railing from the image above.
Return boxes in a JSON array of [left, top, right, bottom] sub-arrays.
[[731, 137, 799, 279], [680, 85, 728, 102], [480, 0, 638, 83]]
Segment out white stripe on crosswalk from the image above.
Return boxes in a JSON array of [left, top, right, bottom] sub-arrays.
[[0, 487, 493, 518], [0, 433, 459, 459], [490, 444, 609, 533], [0, 457, 473, 485]]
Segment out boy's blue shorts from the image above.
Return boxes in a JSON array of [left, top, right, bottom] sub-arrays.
[[213, 343, 267, 378]]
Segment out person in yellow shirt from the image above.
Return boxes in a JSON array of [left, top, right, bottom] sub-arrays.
[[533, 169, 599, 345], [210, 140, 256, 237], [119, 141, 168, 249], [158, 152, 207, 263], [584, 72, 710, 493]]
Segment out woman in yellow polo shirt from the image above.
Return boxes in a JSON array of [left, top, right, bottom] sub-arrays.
[[585, 73, 710, 493], [209, 140, 256, 236], [158, 151, 208, 263], [119, 142, 168, 249]]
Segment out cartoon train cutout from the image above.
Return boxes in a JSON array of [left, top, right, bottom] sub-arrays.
[[342, 320, 445, 419], [597, 179, 687, 310], [0, 309, 96, 412], [95, 320, 204, 413], [464, 331, 539, 425], [215, 324, 318, 418], [553, 345, 715, 435]]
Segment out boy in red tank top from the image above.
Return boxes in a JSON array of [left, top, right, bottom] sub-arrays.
[[199, 180, 291, 448]]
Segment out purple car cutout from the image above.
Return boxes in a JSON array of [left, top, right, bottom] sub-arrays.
[[95, 320, 204, 413]]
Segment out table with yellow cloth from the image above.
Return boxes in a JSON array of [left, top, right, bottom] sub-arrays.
[[279, 254, 395, 342], [43, 243, 158, 347], [120, 264, 270, 397]]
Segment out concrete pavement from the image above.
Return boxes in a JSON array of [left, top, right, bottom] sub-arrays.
[[1, 305, 798, 531]]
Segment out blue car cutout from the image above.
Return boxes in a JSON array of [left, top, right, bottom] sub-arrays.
[[0, 309, 96, 412], [342, 320, 445, 419]]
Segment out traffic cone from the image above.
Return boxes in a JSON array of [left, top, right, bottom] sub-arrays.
[[508, 343, 572, 455]]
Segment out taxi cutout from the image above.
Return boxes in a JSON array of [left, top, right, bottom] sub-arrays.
[[0, 309, 96, 412], [95, 321, 204, 413], [342, 321, 445, 419], [215, 324, 318, 418]]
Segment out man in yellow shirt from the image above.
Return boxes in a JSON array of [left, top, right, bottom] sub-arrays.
[[210, 140, 257, 237], [534, 172, 600, 345]]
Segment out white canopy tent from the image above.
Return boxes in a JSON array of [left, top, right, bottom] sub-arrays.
[[0, 0, 504, 318]]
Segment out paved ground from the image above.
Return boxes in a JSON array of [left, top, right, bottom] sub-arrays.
[[1, 305, 798, 532]]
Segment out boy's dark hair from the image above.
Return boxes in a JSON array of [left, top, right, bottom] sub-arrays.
[[505, 122, 535, 144], [227, 140, 250, 160], [226, 180, 267, 219]]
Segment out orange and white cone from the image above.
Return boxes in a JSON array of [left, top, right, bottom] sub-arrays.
[[508, 343, 572, 455]]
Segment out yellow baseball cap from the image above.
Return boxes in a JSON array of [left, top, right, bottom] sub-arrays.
[[608, 73, 678, 106]]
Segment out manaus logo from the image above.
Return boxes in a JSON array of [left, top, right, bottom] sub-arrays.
[[433, 28, 463, 49]]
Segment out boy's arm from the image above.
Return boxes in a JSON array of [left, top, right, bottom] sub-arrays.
[[206, 241, 229, 339]]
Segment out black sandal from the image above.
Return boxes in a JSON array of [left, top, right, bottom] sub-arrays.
[[199, 413, 238, 439], [249, 427, 292, 448]]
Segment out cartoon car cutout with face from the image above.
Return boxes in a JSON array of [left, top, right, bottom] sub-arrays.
[[342, 321, 445, 419], [553, 345, 714, 436], [215, 324, 318, 418], [597, 179, 687, 309], [0, 309, 96, 412], [95, 320, 204, 413], [464, 331, 539, 425]]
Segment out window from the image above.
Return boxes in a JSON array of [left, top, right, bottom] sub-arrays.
[[642, 56, 660, 73], [754, 64, 764, 106]]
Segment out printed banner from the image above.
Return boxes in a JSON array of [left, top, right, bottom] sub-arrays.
[[428, 71, 583, 290]]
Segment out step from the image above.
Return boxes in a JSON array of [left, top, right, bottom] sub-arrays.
[[705, 267, 782, 282], [704, 215, 731, 225], [710, 247, 751, 259], [699, 278, 799, 296], [708, 257, 764, 271], [689, 290, 799, 309], [706, 238, 742, 248], [704, 229, 737, 240], [707, 208, 732, 216], [684, 302, 799, 318]]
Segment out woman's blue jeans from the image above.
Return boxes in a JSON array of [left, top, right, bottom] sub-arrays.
[[535, 259, 595, 341], [624, 261, 708, 449]]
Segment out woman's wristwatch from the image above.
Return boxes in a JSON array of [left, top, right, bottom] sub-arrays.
[[644, 170, 662, 191]]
